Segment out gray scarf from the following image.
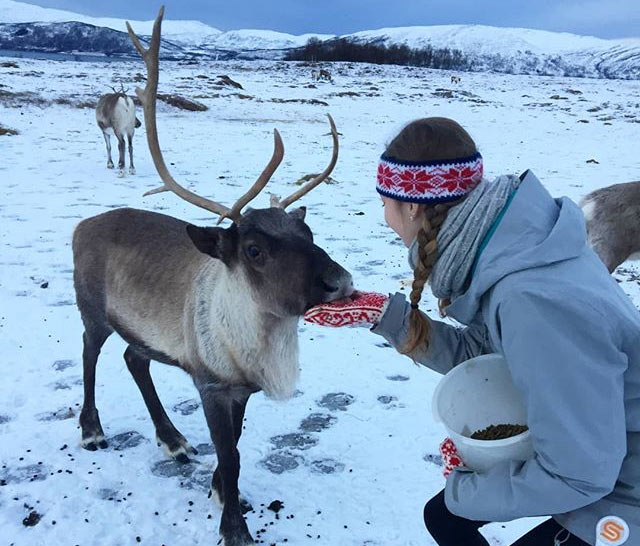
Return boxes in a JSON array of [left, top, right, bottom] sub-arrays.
[[409, 175, 521, 302]]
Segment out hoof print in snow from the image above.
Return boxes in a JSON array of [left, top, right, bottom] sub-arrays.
[[48, 299, 75, 307], [110, 431, 146, 451], [1, 464, 49, 485], [98, 488, 120, 501], [270, 432, 318, 451], [299, 413, 337, 433], [423, 453, 444, 467], [50, 377, 82, 390], [0, 414, 10, 424], [151, 459, 198, 479], [52, 359, 74, 371], [150, 459, 209, 490], [194, 443, 215, 455], [36, 407, 75, 421], [22, 510, 42, 527], [317, 392, 355, 411], [259, 451, 304, 474], [172, 398, 200, 416], [386, 375, 409, 382], [309, 459, 345, 475], [377, 395, 398, 405]]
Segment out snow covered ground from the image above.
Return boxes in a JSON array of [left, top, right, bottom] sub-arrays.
[[1, 56, 639, 546]]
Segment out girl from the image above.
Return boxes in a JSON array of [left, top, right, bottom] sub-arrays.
[[304, 118, 639, 546]]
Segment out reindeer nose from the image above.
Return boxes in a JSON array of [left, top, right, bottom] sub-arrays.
[[325, 270, 353, 301]]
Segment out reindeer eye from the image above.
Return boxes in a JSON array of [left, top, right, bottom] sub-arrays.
[[246, 245, 261, 259]]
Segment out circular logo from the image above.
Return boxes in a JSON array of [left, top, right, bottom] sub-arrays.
[[596, 516, 629, 545]]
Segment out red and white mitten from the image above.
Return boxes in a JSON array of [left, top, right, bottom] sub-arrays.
[[304, 291, 389, 327], [439, 437, 464, 478]]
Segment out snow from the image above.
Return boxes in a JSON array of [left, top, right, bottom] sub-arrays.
[[0, 0, 222, 41], [350, 24, 614, 55], [210, 29, 334, 51], [1, 54, 639, 546], [0, 0, 335, 52]]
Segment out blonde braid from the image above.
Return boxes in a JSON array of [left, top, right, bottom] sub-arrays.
[[401, 202, 457, 357]]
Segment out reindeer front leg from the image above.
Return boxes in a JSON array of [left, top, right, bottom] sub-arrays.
[[197, 380, 254, 546]]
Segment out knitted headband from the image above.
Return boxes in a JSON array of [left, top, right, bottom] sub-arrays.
[[376, 152, 483, 204]]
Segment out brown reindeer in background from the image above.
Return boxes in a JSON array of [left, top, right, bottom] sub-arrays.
[[581, 181, 640, 272], [95, 86, 141, 177], [73, 7, 352, 546]]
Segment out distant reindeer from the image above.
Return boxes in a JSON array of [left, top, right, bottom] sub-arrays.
[[581, 181, 640, 272], [95, 85, 141, 177], [450, 75, 461, 84], [312, 68, 332, 82], [74, 8, 352, 546]]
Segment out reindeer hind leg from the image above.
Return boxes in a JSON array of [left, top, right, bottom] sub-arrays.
[[123, 346, 196, 462], [102, 131, 114, 169], [127, 133, 135, 175], [116, 133, 126, 177], [79, 317, 112, 450]]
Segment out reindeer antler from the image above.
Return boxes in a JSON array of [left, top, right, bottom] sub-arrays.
[[271, 114, 339, 209], [126, 6, 284, 224]]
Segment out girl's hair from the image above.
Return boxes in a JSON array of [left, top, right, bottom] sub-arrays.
[[384, 117, 478, 357]]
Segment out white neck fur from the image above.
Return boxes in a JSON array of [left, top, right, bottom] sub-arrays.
[[193, 262, 300, 400]]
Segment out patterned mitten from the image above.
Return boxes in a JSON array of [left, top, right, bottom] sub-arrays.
[[304, 291, 389, 327], [439, 437, 464, 478]]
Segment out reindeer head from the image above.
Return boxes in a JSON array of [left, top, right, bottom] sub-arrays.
[[127, 7, 352, 317], [187, 208, 352, 317]]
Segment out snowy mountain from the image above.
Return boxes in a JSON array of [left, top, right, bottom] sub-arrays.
[[0, 0, 222, 44], [0, 0, 639, 78], [0, 0, 333, 53], [0, 21, 189, 57], [348, 25, 640, 79]]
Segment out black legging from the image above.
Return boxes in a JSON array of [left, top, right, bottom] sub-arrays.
[[424, 490, 589, 545]]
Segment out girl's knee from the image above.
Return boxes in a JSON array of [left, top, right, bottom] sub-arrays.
[[423, 490, 447, 531]]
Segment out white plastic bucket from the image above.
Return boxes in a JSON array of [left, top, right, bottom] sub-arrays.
[[432, 353, 534, 472]]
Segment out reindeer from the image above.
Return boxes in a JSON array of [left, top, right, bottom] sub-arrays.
[[580, 181, 640, 272], [311, 68, 332, 82], [95, 85, 141, 177], [319, 69, 332, 81], [73, 8, 352, 546]]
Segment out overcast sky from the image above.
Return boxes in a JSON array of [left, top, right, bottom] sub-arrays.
[[28, 0, 640, 38]]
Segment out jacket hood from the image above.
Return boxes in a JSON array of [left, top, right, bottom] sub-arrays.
[[445, 170, 588, 324]]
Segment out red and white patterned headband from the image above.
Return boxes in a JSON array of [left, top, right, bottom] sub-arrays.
[[376, 152, 483, 204]]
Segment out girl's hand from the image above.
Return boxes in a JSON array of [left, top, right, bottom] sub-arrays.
[[440, 438, 464, 478], [304, 291, 389, 327]]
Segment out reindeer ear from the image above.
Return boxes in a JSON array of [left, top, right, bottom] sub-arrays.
[[186, 224, 236, 265], [288, 206, 307, 222]]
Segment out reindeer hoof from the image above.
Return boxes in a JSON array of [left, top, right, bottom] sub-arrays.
[[156, 432, 197, 462], [175, 452, 191, 464], [107, 162, 114, 169], [218, 530, 255, 546], [117, 169, 125, 178], [129, 167, 136, 175], [81, 434, 108, 451], [240, 497, 253, 514]]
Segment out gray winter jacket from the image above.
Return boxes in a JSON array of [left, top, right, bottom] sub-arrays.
[[372, 171, 640, 545]]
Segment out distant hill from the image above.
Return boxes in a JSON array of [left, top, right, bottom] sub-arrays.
[[0, 0, 638, 79]]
